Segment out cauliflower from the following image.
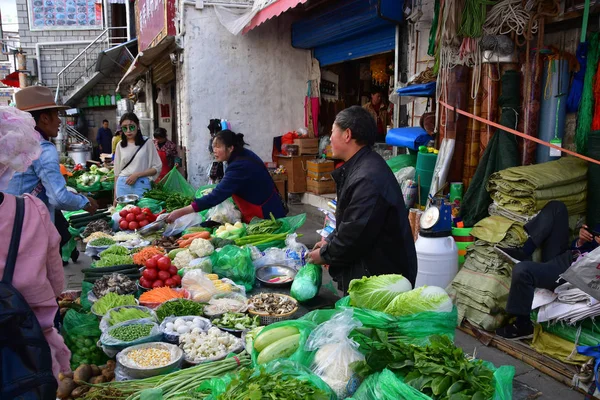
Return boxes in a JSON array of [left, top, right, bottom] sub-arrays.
[[189, 238, 214, 258], [173, 249, 195, 269]]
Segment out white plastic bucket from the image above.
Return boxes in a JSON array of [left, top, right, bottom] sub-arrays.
[[414, 234, 458, 289]]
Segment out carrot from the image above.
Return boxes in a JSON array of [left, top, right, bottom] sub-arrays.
[[178, 239, 194, 248], [139, 287, 184, 303], [180, 231, 211, 240], [132, 246, 166, 265]]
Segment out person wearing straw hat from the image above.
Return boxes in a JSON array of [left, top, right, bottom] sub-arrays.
[[5, 86, 98, 222], [0, 106, 72, 385]]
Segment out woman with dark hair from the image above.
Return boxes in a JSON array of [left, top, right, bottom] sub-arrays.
[[153, 127, 180, 181], [166, 130, 287, 223], [113, 112, 162, 198]]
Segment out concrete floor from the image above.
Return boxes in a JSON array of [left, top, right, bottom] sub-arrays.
[[62, 203, 587, 399]]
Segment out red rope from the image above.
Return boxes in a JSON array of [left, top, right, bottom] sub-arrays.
[[438, 100, 600, 166]]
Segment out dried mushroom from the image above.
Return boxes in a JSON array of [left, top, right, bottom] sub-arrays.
[[249, 293, 296, 315]]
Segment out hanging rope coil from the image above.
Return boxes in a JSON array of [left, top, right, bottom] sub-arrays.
[[483, 0, 536, 36], [480, 35, 514, 55], [458, 0, 495, 38]]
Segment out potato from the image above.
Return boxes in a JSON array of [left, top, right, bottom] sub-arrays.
[[105, 360, 116, 370], [56, 377, 76, 400], [73, 364, 92, 383], [71, 385, 90, 398], [90, 364, 101, 377], [90, 375, 106, 384], [102, 369, 115, 381]]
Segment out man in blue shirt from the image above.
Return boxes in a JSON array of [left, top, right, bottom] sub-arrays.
[[6, 86, 98, 223], [494, 201, 598, 339], [96, 119, 113, 154]]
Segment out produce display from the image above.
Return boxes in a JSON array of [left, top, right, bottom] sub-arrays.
[[140, 254, 181, 289], [156, 298, 205, 322], [143, 187, 193, 212], [92, 293, 137, 316], [109, 323, 154, 342], [246, 213, 282, 235], [204, 297, 247, 316], [180, 327, 242, 363], [162, 316, 211, 336], [173, 249, 196, 270], [249, 293, 297, 315], [81, 219, 112, 238], [383, 286, 453, 316], [214, 221, 245, 239], [95, 254, 134, 268], [177, 231, 211, 248], [126, 346, 173, 368], [91, 273, 137, 297], [254, 325, 301, 365], [234, 232, 289, 247], [348, 274, 412, 311], [133, 246, 166, 266], [100, 245, 130, 256], [139, 287, 186, 304], [107, 307, 152, 326], [118, 206, 157, 231], [83, 265, 139, 284], [152, 236, 179, 249], [213, 312, 259, 331], [89, 237, 115, 247], [56, 360, 116, 400], [83, 231, 113, 243]]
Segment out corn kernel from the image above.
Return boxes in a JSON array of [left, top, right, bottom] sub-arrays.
[[127, 348, 171, 368]]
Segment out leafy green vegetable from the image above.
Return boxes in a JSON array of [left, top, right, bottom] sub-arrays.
[[109, 307, 152, 326], [155, 299, 205, 322], [348, 274, 412, 311], [95, 254, 134, 267], [247, 214, 283, 235], [92, 293, 136, 315], [352, 335, 495, 400], [100, 244, 130, 256], [89, 237, 116, 247], [383, 286, 453, 316]]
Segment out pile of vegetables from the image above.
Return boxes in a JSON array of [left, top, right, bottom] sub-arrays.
[[140, 254, 181, 289], [108, 323, 154, 342], [133, 246, 166, 266], [162, 316, 210, 336], [253, 325, 301, 365], [107, 307, 152, 326], [213, 312, 259, 331], [100, 245, 130, 256], [152, 236, 179, 249], [204, 296, 246, 316], [89, 237, 115, 247], [118, 206, 157, 231], [84, 265, 139, 284], [81, 220, 112, 238], [143, 187, 193, 212], [94, 254, 134, 268], [69, 210, 112, 230], [180, 327, 242, 363], [214, 221, 245, 239], [249, 293, 297, 315], [348, 274, 413, 311], [91, 273, 137, 296], [246, 214, 282, 235], [178, 231, 212, 249], [92, 293, 137, 316], [156, 298, 205, 322], [352, 334, 496, 400], [139, 286, 185, 305], [80, 353, 250, 400], [83, 231, 113, 243], [57, 361, 116, 400]]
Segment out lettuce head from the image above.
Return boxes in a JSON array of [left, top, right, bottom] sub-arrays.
[[348, 274, 412, 311], [384, 286, 453, 316]]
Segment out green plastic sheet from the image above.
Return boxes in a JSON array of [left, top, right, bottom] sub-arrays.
[[161, 167, 196, 197], [386, 154, 417, 173]]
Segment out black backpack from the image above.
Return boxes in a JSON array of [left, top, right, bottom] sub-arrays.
[[0, 196, 57, 399]]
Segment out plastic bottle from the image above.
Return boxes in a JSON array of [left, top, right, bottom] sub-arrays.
[[111, 94, 116, 105], [93, 95, 100, 106], [104, 94, 111, 106], [87, 96, 93, 107], [116, 93, 122, 102], [99, 95, 105, 106], [221, 119, 228, 130]]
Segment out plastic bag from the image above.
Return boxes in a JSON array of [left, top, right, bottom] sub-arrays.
[[163, 212, 204, 236], [206, 200, 242, 224], [290, 264, 322, 302], [195, 184, 217, 198], [349, 369, 431, 400], [253, 248, 298, 270], [159, 315, 212, 343], [161, 167, 196, 198], [77, 181, 102, 192], [136, 198, 165, 215], [99, 305, 157, 333], [284, 233, 309, 265], [251, 320, 317, 367], [181, 270, 220, 302], [62, 310, 108, 368], [187, 256, 214, 273], [100, 319, 162, 357], [212, 245, 255, 291], [305, 309, 365, 398]]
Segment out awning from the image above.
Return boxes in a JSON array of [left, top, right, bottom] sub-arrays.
[[117, 37, 178, 91], [96, 39, 137, 75], [1, 71, 20, 88], [242, 0, 308, 34]]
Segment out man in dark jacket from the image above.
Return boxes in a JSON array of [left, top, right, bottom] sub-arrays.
[[308, 106, 417, 293]]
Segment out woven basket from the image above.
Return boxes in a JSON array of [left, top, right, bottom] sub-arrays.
[[247, 294, 298, 325]]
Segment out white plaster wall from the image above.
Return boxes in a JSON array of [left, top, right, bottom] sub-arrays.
[[180, 6, 312, 187]]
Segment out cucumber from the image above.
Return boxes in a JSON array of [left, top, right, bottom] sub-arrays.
[[84, 268, 139, 277], [69, 210, 109, 221], [253, 326, 299, 352], [81, 264, 138, 273], [256, 333, 300, 365], [83, 273, 140, 283]]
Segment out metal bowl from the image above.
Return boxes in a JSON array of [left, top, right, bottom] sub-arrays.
[[256, 265, 297, 287], [137, 214, 168, 236], [116, 194, 139, 205]]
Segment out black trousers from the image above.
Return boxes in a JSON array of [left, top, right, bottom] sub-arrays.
[[54, 210, 71, 256], [505, 201, 573, 316]]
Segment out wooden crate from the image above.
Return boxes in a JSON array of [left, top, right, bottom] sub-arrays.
[[277, 155, 315, 193], [306, 178, 336, 195], [306, 159, 334, 180], [294, 138, 319, 155]]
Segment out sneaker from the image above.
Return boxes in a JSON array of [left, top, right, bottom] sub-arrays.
[[493, 246, 531, 265], [495, 322, 534, 340]]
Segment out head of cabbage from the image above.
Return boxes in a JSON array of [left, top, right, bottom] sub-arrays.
[[348, 274, 412, 311], [383, 286, 453, 316]]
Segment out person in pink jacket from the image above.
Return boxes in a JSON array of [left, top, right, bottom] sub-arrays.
[[0, 106, 71, 381]]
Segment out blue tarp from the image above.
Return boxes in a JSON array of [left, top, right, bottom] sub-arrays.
[[386, 127, 431, 150], [396, 82, 436, 98]]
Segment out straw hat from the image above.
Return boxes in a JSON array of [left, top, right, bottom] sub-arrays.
[[15, 86, 69, 112]]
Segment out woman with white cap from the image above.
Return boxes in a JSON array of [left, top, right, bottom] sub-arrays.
[[0, 106, 71, 392]]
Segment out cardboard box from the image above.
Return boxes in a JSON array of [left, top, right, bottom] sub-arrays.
[[307, 159, 334, 180], [325, 144, 333, 158], [294, 138, 319, 155], [306, 178, 336, 195], [307, 170, 333, 180], [277, 155, 315, 193]]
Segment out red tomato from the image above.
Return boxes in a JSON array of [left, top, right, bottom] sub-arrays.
[[152, 254, 163, 262], [139, 220, 149, 227], [143, 268, 158, 280], [119, 220, 129, 230], [168, 265, 178, 275], [119, 209, 129, 218], [139, 277, 152, 288], [157, 256, 171, 271], [128, 221, 139, 230], [125, 213, 136, 222], [145, 258, 158, 269], [164, 278, 176, 288], [141, 208, 153, 216], [171, 275, 181, 285], [152, 280, 164, 288], [130, 206, 142, 215], [135, 213, 147, 222], [158, 270, 170, 281], [147, 214, 157, 222]]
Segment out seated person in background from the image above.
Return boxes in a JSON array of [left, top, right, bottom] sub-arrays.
[[494, 201, 599, 339]]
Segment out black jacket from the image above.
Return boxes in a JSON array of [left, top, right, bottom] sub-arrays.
[[320, 147, 418, 293]]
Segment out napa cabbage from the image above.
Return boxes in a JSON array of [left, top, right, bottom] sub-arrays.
[[383, 286, 453, 316], [348, 274, 412, 311]]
